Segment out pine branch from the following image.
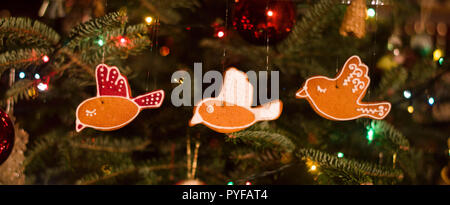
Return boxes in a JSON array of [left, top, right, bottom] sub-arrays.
[[370, 120, 410, 151], [281, 0, 341, 52], [228, 129, 296, 152], [298, 148, 404, 179], [0, 17, 60, 48], [66, 10, 128, 48], [23, 134, 59, 168], [74, 24, 152, 65], [76, 163, 182, 185], [377, 67, 408, 98], [0, 48, 53, 72], [139, 0, 200, 23], [70, 138, 152, 153]]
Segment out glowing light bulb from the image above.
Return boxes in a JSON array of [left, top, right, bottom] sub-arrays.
[[97, 39, 104, 46], [145, 16, 153, 24], [245, 181, 252, 185], [217, 31, 225, 38], [367, 128, 374, 143], [433, 49, 443, 61], [337, 152, 344, 158], [119, 37, 127, 45], [407, 105, 414, 113], [267, 10, 274, 17], [42, 55, 49, 63], [310, 165, 317, 171], [428, 97, 435, 106], [438, 57, 444, 66], [393, 48, 400, 56], [37, 82, 48, 91], [227, 181, 234, 185], [367, 8, 376, 18], [403, 90, 412, 99], [18, 72, 26, 79], [159, 46, 170, 56], [34, 73, 40, 79]]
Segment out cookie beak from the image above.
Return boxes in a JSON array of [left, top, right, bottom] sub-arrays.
[[296, 87, 307, 98], [189, 111, 202, 126]]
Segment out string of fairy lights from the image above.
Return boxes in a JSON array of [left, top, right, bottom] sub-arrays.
[[8, 0, 448, 184]]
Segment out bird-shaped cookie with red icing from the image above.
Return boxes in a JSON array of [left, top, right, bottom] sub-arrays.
[[296, 55, 391, 120], [189, 68, 283, 133], [76, 64, 164, 132]]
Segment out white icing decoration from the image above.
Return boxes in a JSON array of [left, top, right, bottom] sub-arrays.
[[317, 85, 327, 93]]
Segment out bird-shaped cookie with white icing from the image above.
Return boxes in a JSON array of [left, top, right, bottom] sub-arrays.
[[296, 56, 391, 120], [189, 68, 283, 133]]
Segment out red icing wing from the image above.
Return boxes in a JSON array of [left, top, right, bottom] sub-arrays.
[[96, 64, 130, 98], [133, 90, 164, 109]]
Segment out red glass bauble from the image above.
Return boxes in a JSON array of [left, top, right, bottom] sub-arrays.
[[233, 0, 296, 45], [0, 109, 14, 165]]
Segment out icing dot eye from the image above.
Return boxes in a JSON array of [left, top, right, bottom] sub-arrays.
[[206, 105, 214, 113]]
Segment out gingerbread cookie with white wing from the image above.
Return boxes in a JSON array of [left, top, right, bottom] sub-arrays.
[[189, 68, 283, 133], [296, 55, 391, 120]]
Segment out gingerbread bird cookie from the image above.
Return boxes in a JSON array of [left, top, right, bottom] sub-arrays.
[[296, 56, 391, 120], [189, 68, 283, 133], [76, 64, 164, 132]]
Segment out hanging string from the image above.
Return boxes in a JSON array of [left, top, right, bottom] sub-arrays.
[[102, 0, 108, 64], [265, 1, 270, 71], [186, 133, 201, 180], [146, 4, 160, 92], [186, 134, 192, 179], [335, 56, 339, 88], [222, 0, 229, 72], [6, 68, 15, 114], [191, 138, 201, 179], [222, 0, 230, 105], [369, 0, 381, 98]]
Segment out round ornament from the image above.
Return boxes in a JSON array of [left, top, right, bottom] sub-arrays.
[[232, 0, 296, 45], [0, 109, 14, 166]]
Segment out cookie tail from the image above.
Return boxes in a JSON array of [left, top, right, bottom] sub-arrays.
[[356, 102, 391, 120], [253, 100, 283, 121], [133, 90, 165, 109], [76, 119, 85, 132]]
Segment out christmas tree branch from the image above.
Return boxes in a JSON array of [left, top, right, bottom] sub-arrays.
[[70, 139, 152, 153], [76, 163, 183, 185], [0, 17, 60, 48], [228, 130, 296, 153], [376, 67, 408, 98], [67, 9, 127, 48], [298, 148, 404, 179], [138, 0, 200, 23], [370, 120, 410, 151], [0, 48, 53, 72], [281, 0, 341, 52]]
